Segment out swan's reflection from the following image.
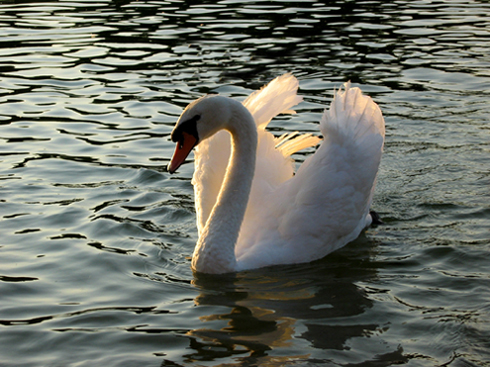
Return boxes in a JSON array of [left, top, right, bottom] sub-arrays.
[[181, 236, 397, 366]]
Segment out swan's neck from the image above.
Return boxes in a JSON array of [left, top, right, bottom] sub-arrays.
[[192, 102, 257, 274]]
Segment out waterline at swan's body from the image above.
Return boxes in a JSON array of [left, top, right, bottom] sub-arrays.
[[168, 74, 385, 274]]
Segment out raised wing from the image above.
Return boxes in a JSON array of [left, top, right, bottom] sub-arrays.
[[236, 83, 385, 269]]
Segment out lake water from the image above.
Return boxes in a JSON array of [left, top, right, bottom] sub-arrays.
[[1, 0, 489, 366]]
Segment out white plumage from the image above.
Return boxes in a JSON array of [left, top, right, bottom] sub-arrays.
[[168, 74, 385, 273]]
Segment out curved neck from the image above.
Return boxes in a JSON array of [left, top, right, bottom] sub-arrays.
[[192, 103, 257, 274]]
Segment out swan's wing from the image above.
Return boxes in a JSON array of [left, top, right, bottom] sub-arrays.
[[242, 73, 302, 130], [193, 74, 313, 234], [236, 83, 385, 269]]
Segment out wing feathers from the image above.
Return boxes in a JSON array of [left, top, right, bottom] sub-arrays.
[[321, 82, 385, 143], [236, 81, 385, 269], [275, 132, 321, 157], [243, 73, 303, 129]]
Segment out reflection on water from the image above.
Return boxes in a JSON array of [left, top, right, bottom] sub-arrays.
[[1, 0, 490, 366], [187, 239, 380, 365]]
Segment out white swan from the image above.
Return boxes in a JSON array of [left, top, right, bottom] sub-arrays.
[[168, 74, 385, 274]]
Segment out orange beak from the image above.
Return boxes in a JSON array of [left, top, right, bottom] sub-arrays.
[[168, 132, 198, 173]]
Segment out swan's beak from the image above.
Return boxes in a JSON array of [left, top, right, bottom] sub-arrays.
[[168, 132, 198, 174]]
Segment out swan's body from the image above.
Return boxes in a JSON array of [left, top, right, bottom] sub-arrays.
[[168, 74, 385, 274]]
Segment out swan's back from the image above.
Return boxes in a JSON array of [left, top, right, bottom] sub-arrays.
[[235, 82, 385, 270]]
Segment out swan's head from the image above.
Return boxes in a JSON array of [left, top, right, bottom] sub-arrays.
[[168, 95, 235, 173]]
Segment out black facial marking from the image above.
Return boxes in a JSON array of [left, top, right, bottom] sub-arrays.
[[171, 114, 200, 144]]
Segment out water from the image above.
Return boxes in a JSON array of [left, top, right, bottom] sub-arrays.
[[1, 0, 489, 366]]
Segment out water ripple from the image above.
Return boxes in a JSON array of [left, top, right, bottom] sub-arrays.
[[0, 0, 489, 366]]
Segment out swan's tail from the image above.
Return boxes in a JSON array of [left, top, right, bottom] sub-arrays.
[[321, 82, 385, 150], [242, 73, 303, 130]]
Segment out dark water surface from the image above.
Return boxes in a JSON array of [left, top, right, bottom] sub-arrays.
[[1, 0, 490, 366]]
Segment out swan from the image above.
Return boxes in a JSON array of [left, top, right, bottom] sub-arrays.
[[168, 74, 385, 274]]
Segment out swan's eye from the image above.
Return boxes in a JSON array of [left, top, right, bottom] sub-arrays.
[[171, 114, 200, 144]]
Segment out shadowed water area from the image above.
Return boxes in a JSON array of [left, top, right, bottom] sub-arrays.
[[1, 0, 489, 366]]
